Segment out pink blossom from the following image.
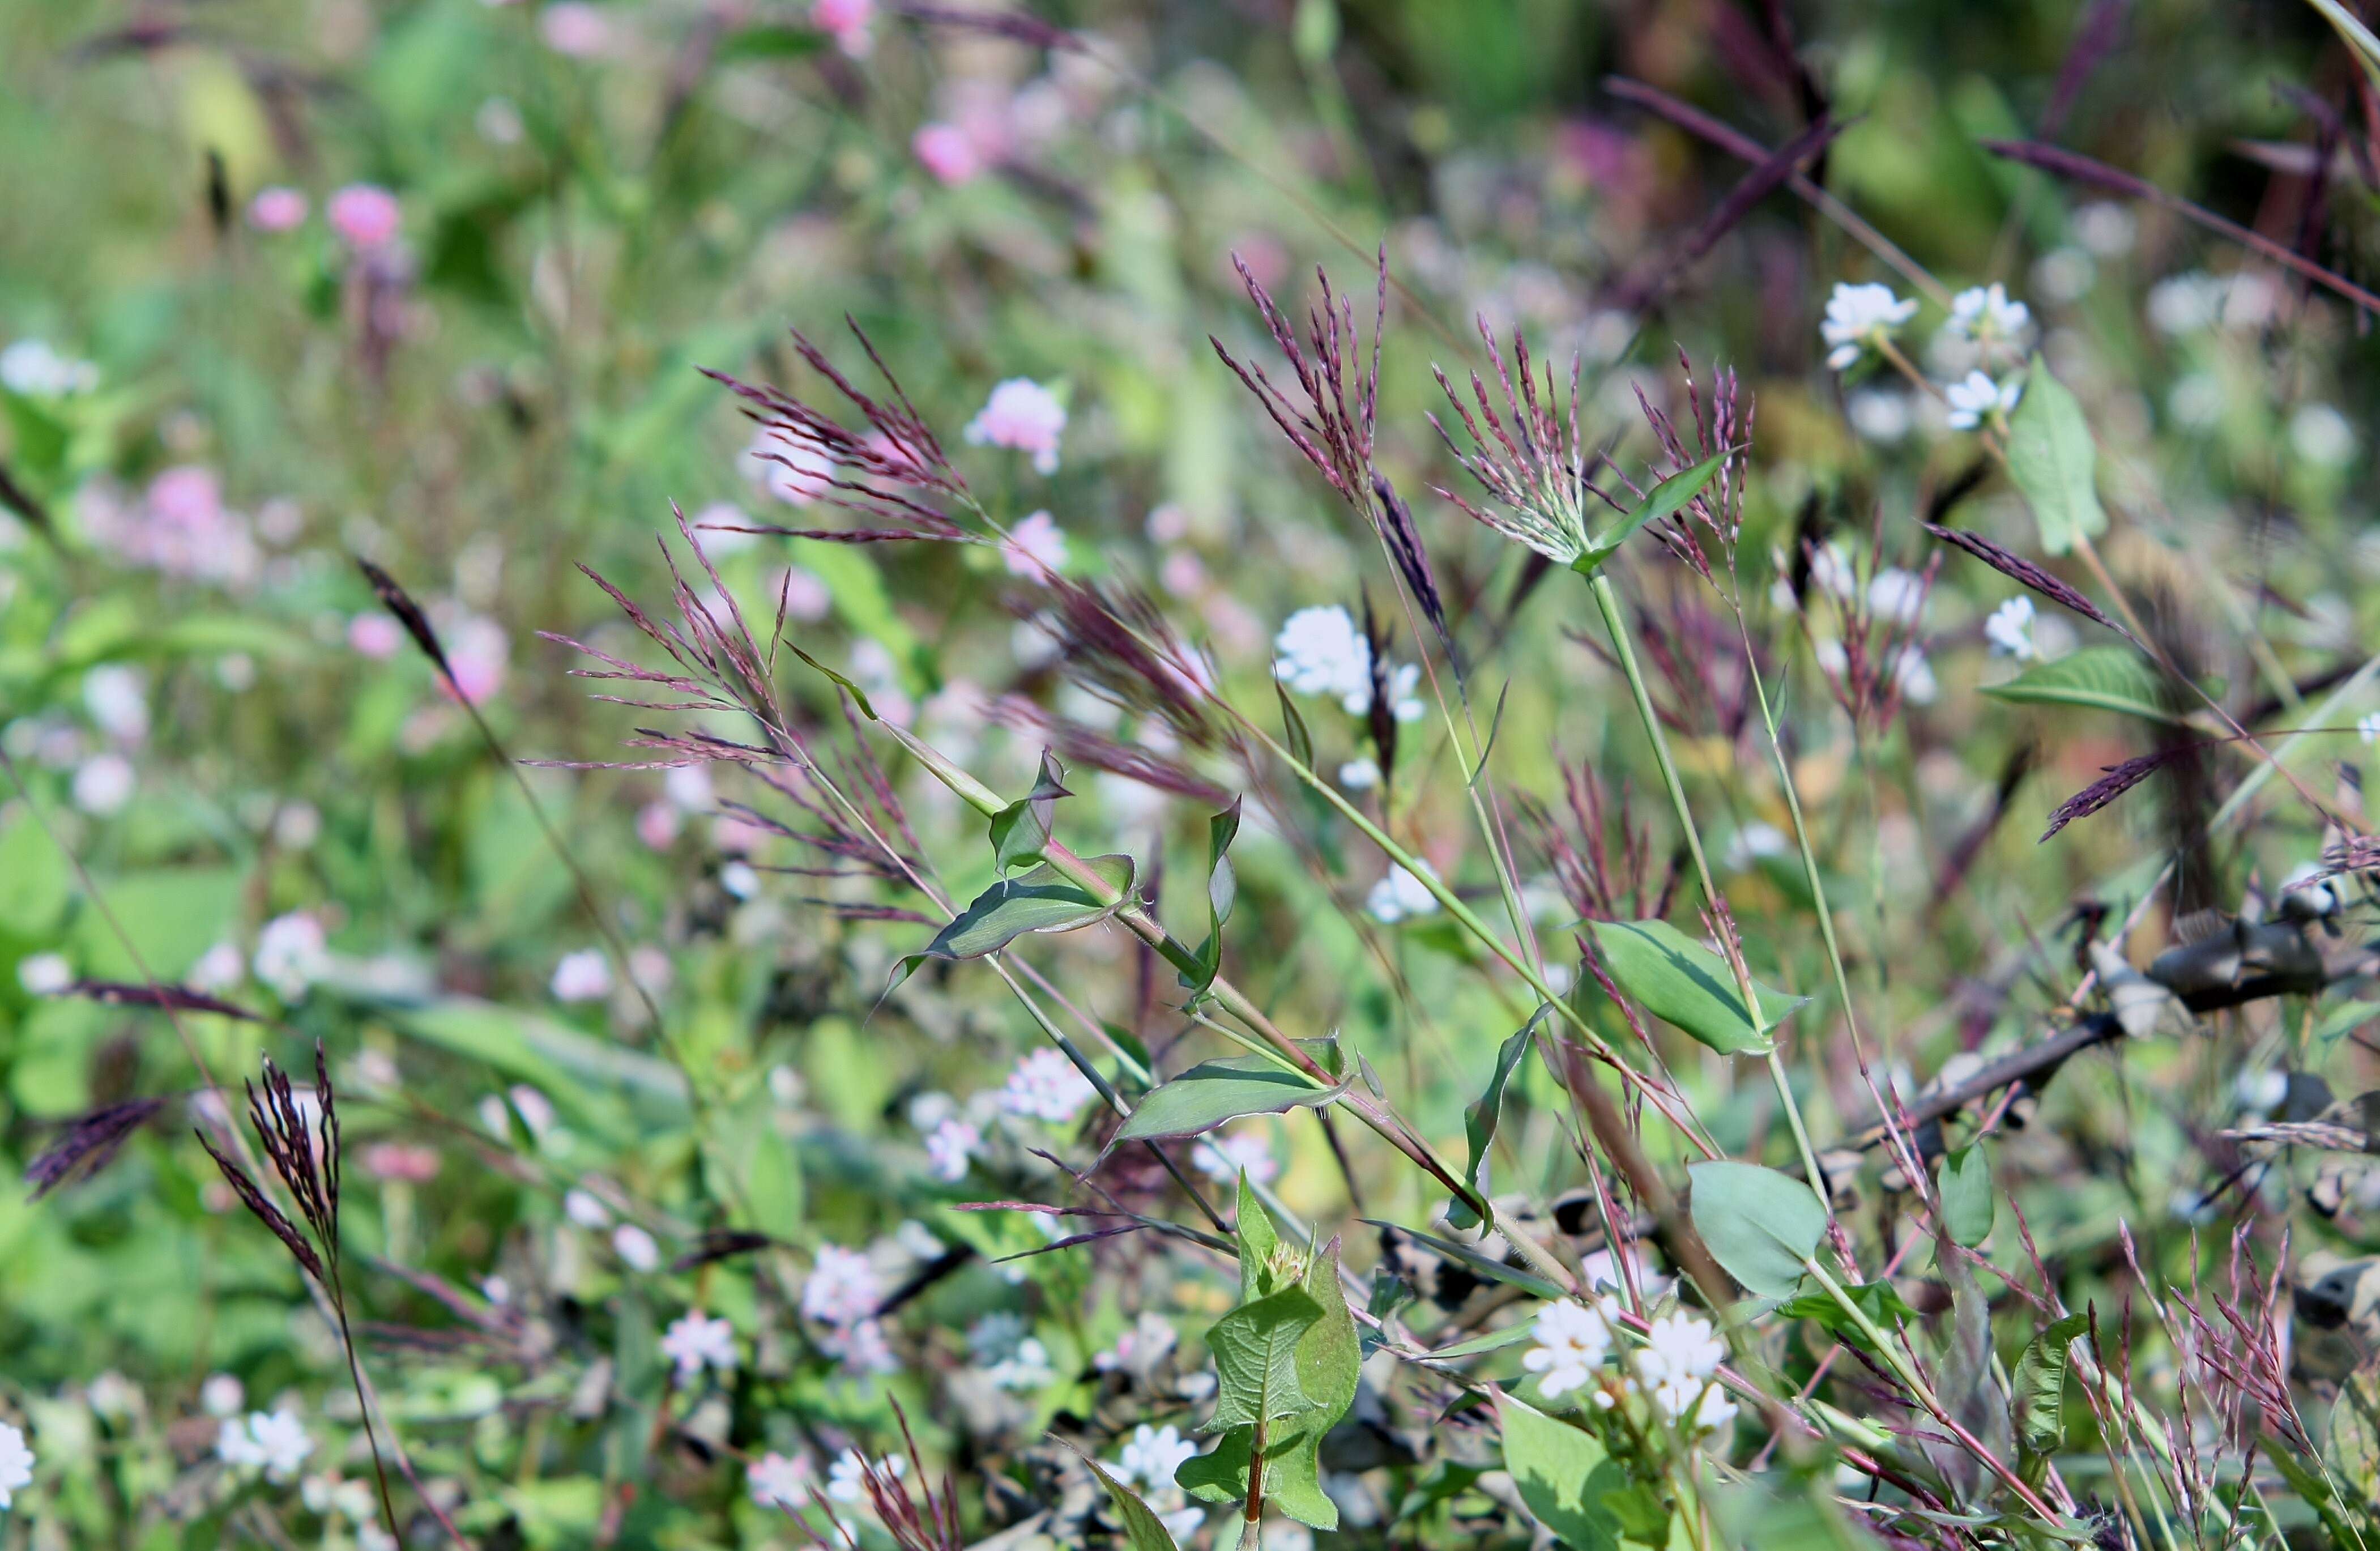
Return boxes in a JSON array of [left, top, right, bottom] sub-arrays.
[[963, 379, 1066, 474], [362, 1143, 442, 1182], [912, 123, 983, 186], [326, 185, 402, 251], [348, 613, 404, 659], [812, 0, 873, 56], [539, 2, 612, 56], [1002, 510, 1068, 578], [636, 802, 681, 850], [248, 188, 309, 233], [148, 466, 224, 530], [436, 617, 507, 706]]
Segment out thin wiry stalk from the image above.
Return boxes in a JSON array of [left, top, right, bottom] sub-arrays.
[[1581, 569, 1832, 1208]]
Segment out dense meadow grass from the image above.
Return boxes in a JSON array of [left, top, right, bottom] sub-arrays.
[[9, 1, 2380, 1546]]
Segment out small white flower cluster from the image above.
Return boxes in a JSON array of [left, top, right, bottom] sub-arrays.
[[999, 1047, 1098, 1124], [1105, 1424, 1204, 1541], [1364, 860, 1440, 924], [969, 1312, 1057, 1391], [215, 1406, 315, 1482], [1272, 606, 1423, 723], [0, 1421, 31, 1511], [802, 1245, 897, 1375], [1519, 1301, 1739, 1440], [1822, 282, 2029, 435], [659, 1310, 737, 1383]]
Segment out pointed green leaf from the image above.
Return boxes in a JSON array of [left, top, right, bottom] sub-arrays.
[[915, 855, 1133, 961], [1362, 1220, 1566, 1299], [1579, 449, 1728, 569], [1175, 1428, 1251, 1504], [1686, 1161, 1828, 1299], [1586, 919, 1803, 1056], [1084, 1455, 1184, 1551], [1938, 1143, 1997, 1248], [1205, 1285, 1323, 1430], [988, 751, 1071, 873], [1448, 1005, 1549, 1229], [1179, 798, 1243, 997], [1496, 1392, 1624, 1551], [1233, 1174, 1282, 1302], [1114, 1056, 1341, 1143], [1981, 644, 2182, 724], [2004, 355, 2105, 556], [2010, 1311, 2089, 1454], [1778, 1279, 1918, 1350]]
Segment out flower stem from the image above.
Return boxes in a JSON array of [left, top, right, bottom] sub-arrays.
[[1580, 569, 1830, 1207]]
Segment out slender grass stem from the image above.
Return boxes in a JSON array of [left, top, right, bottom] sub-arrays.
[[1581, 569, 1831, 1204]]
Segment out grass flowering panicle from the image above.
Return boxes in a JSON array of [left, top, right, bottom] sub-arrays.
[[701, 325, 973, 544], [1429, 317, 1604, 568], [1214, 250, 1452, 655]]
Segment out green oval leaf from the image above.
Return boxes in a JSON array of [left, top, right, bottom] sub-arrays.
[[1586, 919, 1803, 1056], [1981, 645, 2183, 724], [1114, 1056, 1342, 1143], [1579, 449, 1729, 569], [1495, 1392, 1626, 1551], [2010, 1310, 2089, 1454], [1205, 1285, 1323, 1430], [2005, 355, 2105, 557], [917, 855, 1134, 962], [1938, 1142, 1997, 1248], [1686, 1160, 1829, 1298]]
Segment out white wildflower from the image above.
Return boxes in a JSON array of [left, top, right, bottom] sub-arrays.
[[16, 953, 69, 996], [1985, 596, 2036, 659], [200, 1373, 245, 1417], [803, 1245, 882, 1327], [1941, 284, 2031, 352], [612, 1224, 660, 1271], [564, 1189, 611, 1229], [2358, 711, 2380, 747], [1364, 862, 1440, 924], [253, 912, 329, 999], [244, 1408, 314, 1482], [924, 1117, 980, 1182], [1722, 823, 1788, 871], [1337, 757, 1381, 790], [1115, 1424, 1198, 1489], [0, 339, 97, 397], [749, 1451, 814, 1510], [1521, 1299, 1615, 1400], [1867, 566, 1928, 623], [659, 1311, 737, 1380], [2291, 403, 2357, 467], [1272, 606, 1371, 707], [1095, 1312, 1179, 1378], [1191, 1128, 1277, 1185], [999, 1047, 1097, 1124], [1820, 282, 1917, 370], [72, 752, 134, 814], [826, 1448, 905, 1504], [550, 949, 612, 1003], [1943, 370, 2021, 431], [0, 1422, 30, 1510]]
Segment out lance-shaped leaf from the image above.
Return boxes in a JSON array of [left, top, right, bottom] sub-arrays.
[[1204, 1284, 1324, 1431], [1179, 799, 1243, 998], [1363, 1220, 1566, 1300], [914, 855, 1133, 962], [1496, 1392, 1625, 1550], [1982, 644, 2183, 725], [988, 750, 1072, 872], [1777, 1279, 1920, 1351], [1447, 1004, 1550, 1230], [1233, 1173, 1282, 1300], [2004, 355, 2106, 556], [1084, 1455, 1183, 1551], [1115, 1055, 1342, 1143], [1938, 1142, 1997, 1247], [1687, 1161, 1828, 1299], [1586, 919, 1803, 1056], [2010, 1311, 2089, 1454], [1575, 449, 1728, 573]]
